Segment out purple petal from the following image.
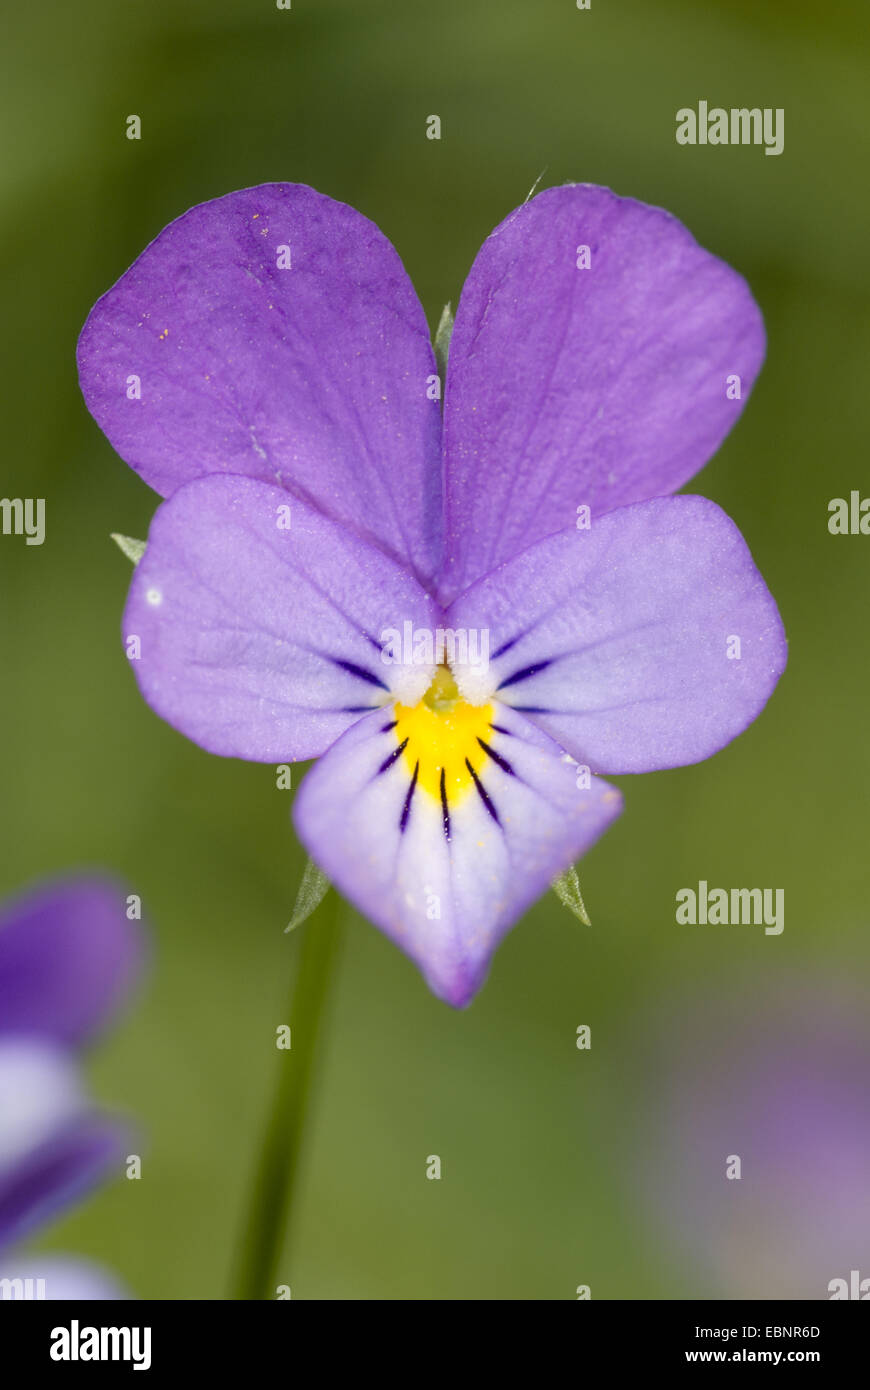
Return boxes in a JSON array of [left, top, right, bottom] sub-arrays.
[[449, 496, 786, 773], [123, 475, 439, 762], [293, 705, 622, 1006], [0, 878, 143, 1046], [0, 1255, 129, 1300], [0, 1119, 127, 1255], [439, 184, 765, 602], [77, 183, 442, 588], [0, 1039, 128, 1254]]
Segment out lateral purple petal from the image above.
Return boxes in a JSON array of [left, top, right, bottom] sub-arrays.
[[0, 877, 143, 1047], [439, 184, 765, 602], [450, 496, 786, 774], [0, 1038, 128, 1255], [0, 1115, 128, 1256], [78, 183, 443, 587], [123, 475, 439, 762], [293, 705, 622, 1007]]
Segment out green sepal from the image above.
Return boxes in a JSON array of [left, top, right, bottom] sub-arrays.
[[434, 301, 454, 383], [551, 866, 592, 926], [111, 533, 146, 565], [284, 856, 331, 934]]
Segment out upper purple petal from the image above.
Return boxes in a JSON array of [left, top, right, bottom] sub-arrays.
[[439, 183, 765, 602], [0, 877, 143, 1047], [294, 704, 622, 1007], [449, 496, 786, 774], [77, 183, 443, 588], [123, 475, 439, 762]]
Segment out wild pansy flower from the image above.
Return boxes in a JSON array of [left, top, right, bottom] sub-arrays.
[[77, 183, 785, 1006], [0, 877, 142, 1298]]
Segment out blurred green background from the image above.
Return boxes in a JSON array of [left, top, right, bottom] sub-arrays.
[[1, 0, 867, 1299]]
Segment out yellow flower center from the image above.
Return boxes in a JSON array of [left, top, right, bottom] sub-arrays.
[[394, 665, 494, 806]]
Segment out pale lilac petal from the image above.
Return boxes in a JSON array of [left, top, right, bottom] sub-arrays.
[[0, 1040, 127, 1254], [123, 475, 439, 762], [440, 184, 765, 601], [0, 1255, 129, 1299], [293, 705, 622, 1006], [78, 183, 442, 587], [450, 496, 786, 774], [0, 878, 143, 1046], [0, 1042, 86, 1178]]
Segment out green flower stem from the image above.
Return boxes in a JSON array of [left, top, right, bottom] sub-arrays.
[[233, 893, 342, 1300]]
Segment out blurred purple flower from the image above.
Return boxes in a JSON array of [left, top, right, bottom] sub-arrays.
[[77, 183, 785, 1006], [643, 977, 870, 1299], [0, 877, 143, 1300]]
